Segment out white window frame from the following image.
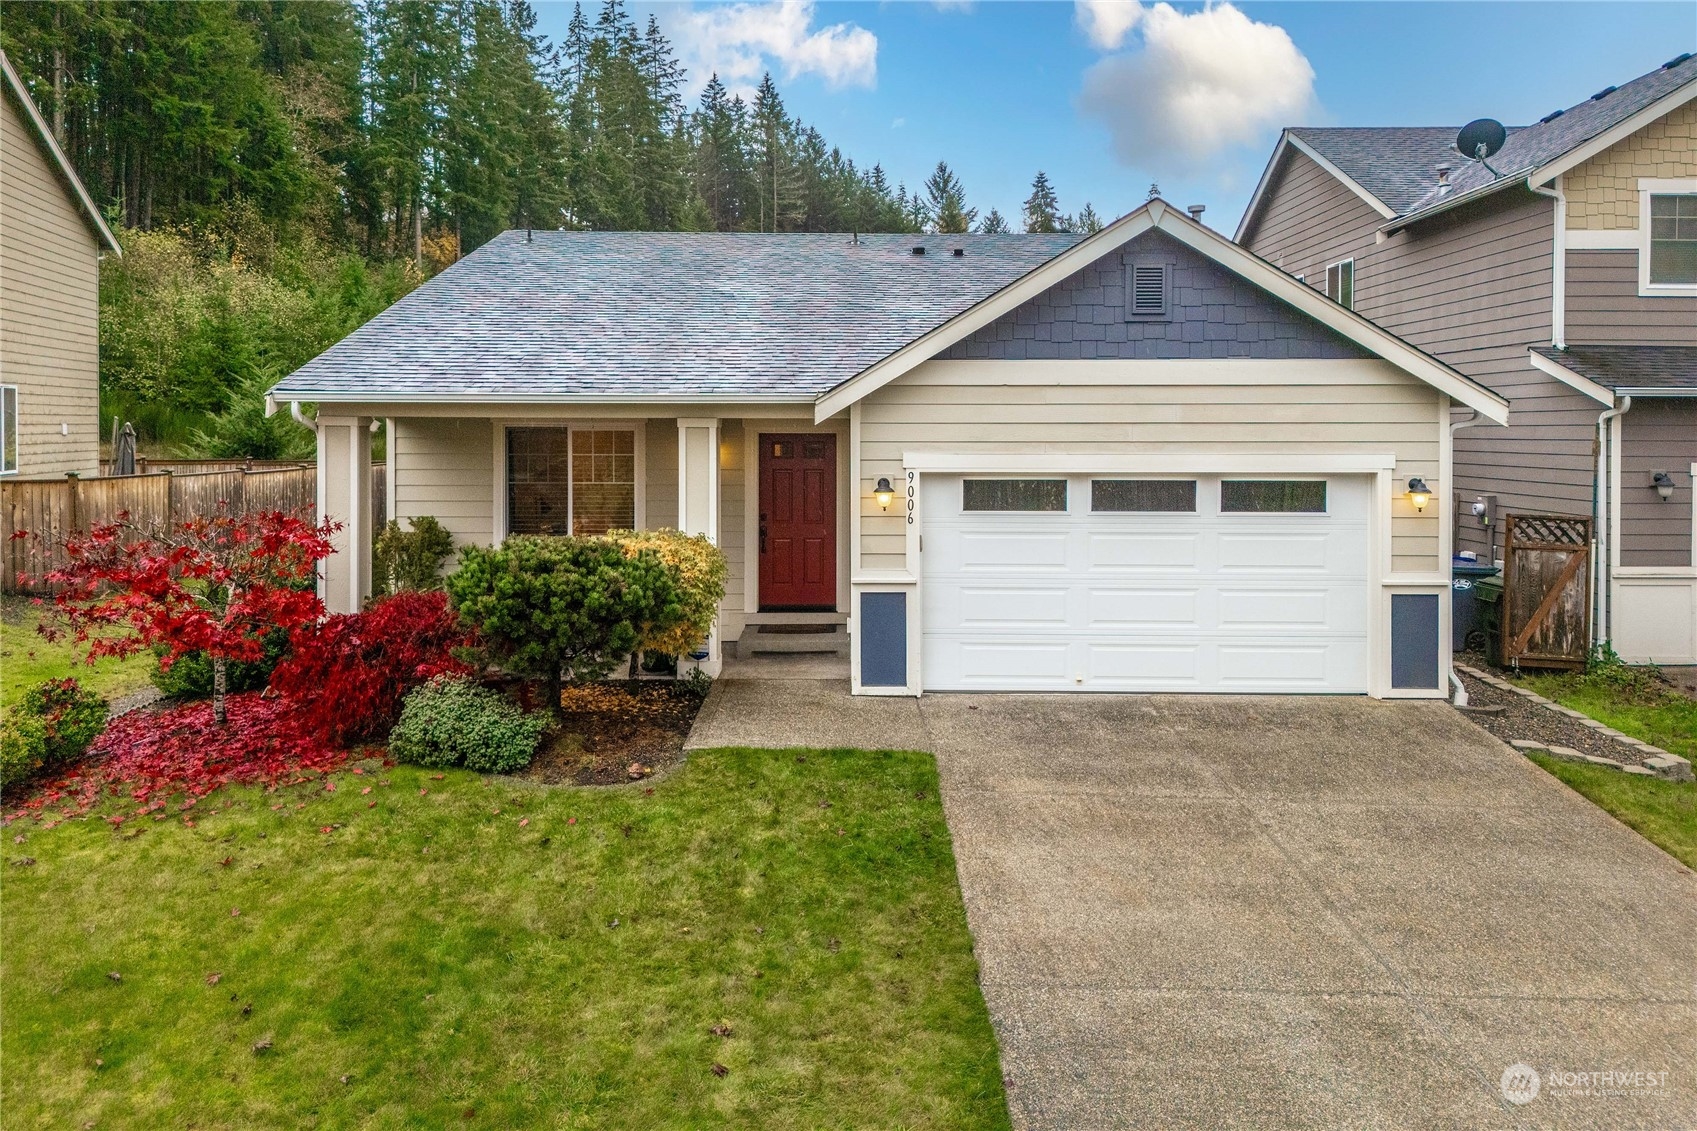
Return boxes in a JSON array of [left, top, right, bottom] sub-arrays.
[[1638, 178, 1697, 296], [0, 385, 16, 475], [491, 420, 645, 542], [1325, 259, 1355, 309]]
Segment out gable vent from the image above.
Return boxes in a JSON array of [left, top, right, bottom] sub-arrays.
[[1127, 262, 1170, 320]]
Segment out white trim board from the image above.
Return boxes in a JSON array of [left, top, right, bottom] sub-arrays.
[[899, 450, 1400, 475], [898, 358, 1421, 387], [1529, 348, 1615, 406], [1234, 131, 1396, 245], [815, 201, 1508, 425]]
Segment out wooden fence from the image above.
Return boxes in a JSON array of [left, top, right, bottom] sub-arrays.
[[2, 465, 386, 593], [1501, 513, 1592, 670]]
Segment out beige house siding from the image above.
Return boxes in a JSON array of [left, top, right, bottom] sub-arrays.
[[0, 89, 101, 478], [1565, 98, 1697, 229], [857, 359, 1444, 575], [391, 417, 496, 548], [1566, 249, 1697, 346], [1239, 148, 1387, 283], [1619, 399, 1696, 567]]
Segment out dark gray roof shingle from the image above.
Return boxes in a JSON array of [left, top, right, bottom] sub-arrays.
[[1400, 52, 1697, 219], [1288, 126, 1495, 213], [269, 231, 1083, 401], [1533, 344, 1697, 393]]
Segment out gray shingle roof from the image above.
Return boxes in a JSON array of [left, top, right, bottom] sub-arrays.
[[1288, 127, 1495, 214], [269, 231, 1083, 401], [1399, 52, 1697, 220], [1533, 344, 1697, 393]]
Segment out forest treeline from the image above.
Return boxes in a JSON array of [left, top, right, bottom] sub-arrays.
[[1, 0, 1107, 451]]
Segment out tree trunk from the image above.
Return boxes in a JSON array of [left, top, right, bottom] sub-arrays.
[[212, 655, 229, 726], [51, 9, 65, 145]]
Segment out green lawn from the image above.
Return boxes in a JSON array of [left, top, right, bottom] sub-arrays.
[[1528, 753, 1697, 870], [1, 596, 154, 709], [1, 748, 1010, 1130], [1509, 665, 1697, 870]]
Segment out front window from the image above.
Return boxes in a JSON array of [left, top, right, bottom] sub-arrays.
[[1648, 193, 1697, 285], [0, 386, 16, 474], [506, 427, 636, 536]]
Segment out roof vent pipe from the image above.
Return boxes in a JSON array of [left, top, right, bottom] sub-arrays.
[[1435, 164, 1452, 186], [1186, 204, 1206, 223]]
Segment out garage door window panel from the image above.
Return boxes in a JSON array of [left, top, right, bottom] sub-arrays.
[[962, 479, 1067, 512], [1092, 479, 1196, 513], [1220, 479, 1327, 514]]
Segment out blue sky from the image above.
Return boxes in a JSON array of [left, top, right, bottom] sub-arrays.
[[534, 2, 1696, 229]]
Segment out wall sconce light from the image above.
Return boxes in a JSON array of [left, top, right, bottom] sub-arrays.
[[873, 477, 895, 511], [1406, 477, 1431, 512], [1651, 471, 1675, 501]]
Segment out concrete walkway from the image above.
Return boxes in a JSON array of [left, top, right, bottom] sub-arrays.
[[686, 680, 1697, 1130]]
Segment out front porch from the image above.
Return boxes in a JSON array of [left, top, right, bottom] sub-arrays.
[[317, 410, 857, 676]]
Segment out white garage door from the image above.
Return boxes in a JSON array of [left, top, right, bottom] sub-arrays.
[[922, 474, 1370, 693]]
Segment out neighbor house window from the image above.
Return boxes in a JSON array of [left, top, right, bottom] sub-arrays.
[[0, 386, 16, 475], [1326, 259, 1354, 309], [1092, 479, 1196, 512], [962, 479, 1067, 512], [1648, 193, 1697, 285], [506, 426, 636, 536], [1221, 480, 1327, 513]]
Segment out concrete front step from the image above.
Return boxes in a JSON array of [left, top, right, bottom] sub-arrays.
[[739, 624, 849, 655]]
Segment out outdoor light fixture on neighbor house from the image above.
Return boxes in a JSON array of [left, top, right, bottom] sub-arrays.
[[1651, 471, 1675, 501], [873, 478, 895, 510], [1407, 478, 1431, 512]]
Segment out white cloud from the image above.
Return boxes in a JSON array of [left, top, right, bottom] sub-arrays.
[[671, 1, 877, 94], [1075, 0, 1143, 50], [1077, 2, 1315, 171], [891, 116, 906, 129], [931, 0, 976, 11]]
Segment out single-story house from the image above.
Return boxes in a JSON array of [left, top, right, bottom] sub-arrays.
[[268, 200, 1508, 698]]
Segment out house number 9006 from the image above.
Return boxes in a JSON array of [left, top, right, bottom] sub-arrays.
[[906, 471, 916, 524]]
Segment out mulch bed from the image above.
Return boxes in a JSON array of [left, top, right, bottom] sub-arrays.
[[522, 681, 706, 787], [1452, 664, 1657, 768]]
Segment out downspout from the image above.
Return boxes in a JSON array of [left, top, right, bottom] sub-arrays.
[[1594, 396, 1631, 652], [1528, 176, 1565, 348], [1449, 409, 1482, 706]]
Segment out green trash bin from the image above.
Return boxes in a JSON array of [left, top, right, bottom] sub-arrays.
[[1473, 575, 1503, 664]]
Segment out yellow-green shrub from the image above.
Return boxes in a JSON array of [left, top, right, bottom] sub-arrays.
[[602, 529, 727, 657]]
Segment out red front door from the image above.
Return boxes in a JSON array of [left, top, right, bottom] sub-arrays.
[[759, 433, 837, 610]]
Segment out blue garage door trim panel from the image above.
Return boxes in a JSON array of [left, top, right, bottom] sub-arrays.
[[861, 592, 908, 688], [1391, 593, 1441, 690]]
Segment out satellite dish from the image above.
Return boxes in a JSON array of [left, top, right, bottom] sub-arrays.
[[1456, 118, 1507, 160]]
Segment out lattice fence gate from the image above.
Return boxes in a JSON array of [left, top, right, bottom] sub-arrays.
[[1501, 513, 1592, 670]]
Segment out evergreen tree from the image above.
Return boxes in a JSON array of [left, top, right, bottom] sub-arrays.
[[924, 160, 976, 234], [978, 208, 1010, 234], [1023, 171, 1061, 233], [1075, 202, 1105, 234]]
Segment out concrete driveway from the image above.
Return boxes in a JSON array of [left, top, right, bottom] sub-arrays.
[[687, 682, 1697, 1130]]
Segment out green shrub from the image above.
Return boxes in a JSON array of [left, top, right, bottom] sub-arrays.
[[151, 628, 290, 698], [373, 516, 457, 595], [0, 714, 48, 791], [2, 678, 107, 790], [389, 676, 548, 774], [602, 528, 727, 658], [447, 535, 682, 707]]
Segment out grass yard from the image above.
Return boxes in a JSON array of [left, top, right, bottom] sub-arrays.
[[1514, 667, 1697, 761], [1509, 664, 1697, 870], [1, 595, 154, 709], [1528, 753, 1697, 870], [1, 747, 1009, 1129]]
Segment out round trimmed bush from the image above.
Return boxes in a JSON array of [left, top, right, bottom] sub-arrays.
[[0, 714, 49, 791], [1, 678, 107, 791], [389, 676, 548, 774]]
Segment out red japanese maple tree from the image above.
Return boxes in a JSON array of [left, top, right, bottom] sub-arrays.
[[41, 509, 337, 725]]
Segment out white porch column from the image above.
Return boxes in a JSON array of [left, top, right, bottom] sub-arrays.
[[677, 417, 721, 675], [318, 415, 373, 614]]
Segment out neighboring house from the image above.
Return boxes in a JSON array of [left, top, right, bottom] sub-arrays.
[[270, 201, 1506, 699], [0, 50, 120, 479], [1237, 52, 1697, 664]]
